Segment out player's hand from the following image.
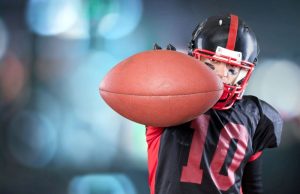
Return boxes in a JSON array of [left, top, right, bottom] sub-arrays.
[[153, 43, 162, 50], [153, 43, 176, 51]]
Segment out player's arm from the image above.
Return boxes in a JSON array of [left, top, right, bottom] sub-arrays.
[[241, 152, 263, 194], [145, 126, 164, 191], [146, 126, 164, 144], [243, 99, 283, 194]]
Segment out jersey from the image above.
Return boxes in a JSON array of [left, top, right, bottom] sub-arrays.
[[146, 95, 282, 194]]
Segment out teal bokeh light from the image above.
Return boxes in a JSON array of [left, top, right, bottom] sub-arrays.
[[67, 51, 119, 125], [26, 0, 83, 36], [69, 174, 137, 194], [55, 51, 123, 168], [97, 0, 143, 39], [7, 110, 58, 168]]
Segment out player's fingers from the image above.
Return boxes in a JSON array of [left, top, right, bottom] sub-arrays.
[[153, 43, 162, 50], [166, 44, 176, 51]]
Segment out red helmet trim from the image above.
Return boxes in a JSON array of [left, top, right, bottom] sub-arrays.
[[226, 14, 239, 50]]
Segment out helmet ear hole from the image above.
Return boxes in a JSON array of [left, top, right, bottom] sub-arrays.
[[253, 57, 258, 65]]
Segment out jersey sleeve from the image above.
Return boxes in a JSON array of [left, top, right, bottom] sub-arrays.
[[146, 126, 164, 144], [242, 154, 263, 194], [145, 126, 164, 194], [252, 99, 283, 153]]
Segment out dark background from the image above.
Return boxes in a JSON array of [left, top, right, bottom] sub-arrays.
[[0, 0, 300, 194]]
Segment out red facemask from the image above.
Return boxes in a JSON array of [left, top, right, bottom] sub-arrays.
[[193, 48, 255, 110]]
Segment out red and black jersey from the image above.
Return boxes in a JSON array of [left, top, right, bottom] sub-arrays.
[[146, 95, 282, 194]]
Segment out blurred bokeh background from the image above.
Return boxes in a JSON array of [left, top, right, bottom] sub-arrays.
[[0, 0, 300, 194]]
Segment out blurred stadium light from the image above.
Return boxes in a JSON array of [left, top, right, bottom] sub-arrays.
[[247, 59, 300, 120], [68, 174, 137, 194], [97, 0, 143, 39], [0, 18, 8, 60], [0, 54, 27, 103], [26, 0, 83, 36], [7, 110, 58, 168], [1, 0, 300, 194]]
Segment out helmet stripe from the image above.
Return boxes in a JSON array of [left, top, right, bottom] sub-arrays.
[[226, 14, 239, 50]]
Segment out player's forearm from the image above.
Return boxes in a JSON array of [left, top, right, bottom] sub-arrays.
[[241, 154, 263, 194]]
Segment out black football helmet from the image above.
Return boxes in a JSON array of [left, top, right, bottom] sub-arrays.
[[189, 14, 260, 110]]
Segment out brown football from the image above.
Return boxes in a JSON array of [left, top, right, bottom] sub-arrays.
[[99, 50, 223, 127]]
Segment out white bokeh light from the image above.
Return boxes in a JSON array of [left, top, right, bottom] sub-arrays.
[[60, 15, 90, 39], [247, 59, 300, 119], [26, 0, 82, 36]]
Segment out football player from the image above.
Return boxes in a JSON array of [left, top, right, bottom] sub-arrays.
[[146, 14, 283, 194]]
